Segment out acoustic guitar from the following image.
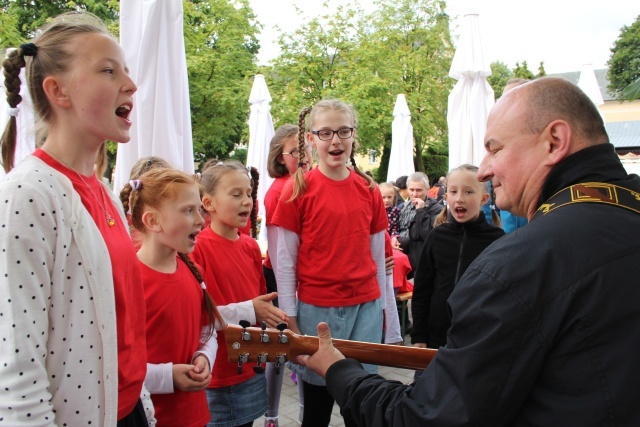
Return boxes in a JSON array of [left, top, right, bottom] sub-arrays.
[[225, 321, 437, 374]]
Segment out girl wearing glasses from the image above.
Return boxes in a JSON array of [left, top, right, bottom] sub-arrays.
[[262, 124, 311, 426], [272, 100, 387, 427]]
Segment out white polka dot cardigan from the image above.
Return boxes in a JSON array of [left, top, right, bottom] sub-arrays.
[[0, 156, 121, 426]]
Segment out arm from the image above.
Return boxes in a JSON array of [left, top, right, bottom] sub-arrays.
[[370, 230, 386, 307], [0, 181, 58, 425], [274, 226, 300, 320], [217, 300, 256, 328], [383, 271, 402, 344], [193, 325, 218, 371], [144, 363, 174, 394], [411, 231, 437, 346], [321, 267, 541, 426]]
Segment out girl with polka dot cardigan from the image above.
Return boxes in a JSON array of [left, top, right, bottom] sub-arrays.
[[0, 12, 151, 427]]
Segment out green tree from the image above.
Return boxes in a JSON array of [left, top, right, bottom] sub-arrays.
[[488, 61, 512, 99], [536, 61, 546, 77], [607, 15, 640, 98], [513, 61, 535, 79], [0, 0, 119, 45], [183, 0, 260, 162], [268, 0, 454, 173]]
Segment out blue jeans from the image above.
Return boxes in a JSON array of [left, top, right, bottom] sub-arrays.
[[290, 299, 383, 386], [206, 374, 267, 427]]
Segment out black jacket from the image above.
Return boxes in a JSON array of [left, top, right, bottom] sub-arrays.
[[411, 214, 505, 348], [326, 144, 640, 426], [398, 199, 443, 275]]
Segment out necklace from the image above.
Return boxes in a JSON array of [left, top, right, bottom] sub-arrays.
[[42, 147, 116, 227]]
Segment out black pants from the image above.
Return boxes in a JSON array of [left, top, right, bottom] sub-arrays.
[[263, 265, 279, 307], [117, 399, 149, 427], [301, 381, 357, 427]]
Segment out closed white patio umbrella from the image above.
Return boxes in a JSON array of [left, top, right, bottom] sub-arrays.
[[246, 74, 275, 241], [447, 13, 494, 171], [113, 0, 194, 193], [577, 63, 605, 121], [387, 94, 415, 184]]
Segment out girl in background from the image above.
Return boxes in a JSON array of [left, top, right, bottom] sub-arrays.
[[411, 164, 504, 356], [263, 124, 311, 426], [122, 169, 222, 427], [191, 160, 287, 427], [0, 12, 148, 425], [272, 99, 388, 427], [379, 182, 401, 237]]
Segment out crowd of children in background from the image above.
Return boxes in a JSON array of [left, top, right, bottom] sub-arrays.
[[0, 10, 523, 427]]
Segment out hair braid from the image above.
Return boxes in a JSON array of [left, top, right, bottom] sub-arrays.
[[119, 181, 133, 214], [178, 253, 223, 345], [349, 143, 375, 189], [248, 166, 259, 238], [289, 107, 312, 201], [1, 48, 27, 173]]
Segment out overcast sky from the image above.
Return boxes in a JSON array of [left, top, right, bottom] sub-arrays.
[[248, 0, 640, 74]]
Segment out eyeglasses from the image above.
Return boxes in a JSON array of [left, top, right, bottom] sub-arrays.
[[283, 145, 312, 158], [311, 128, 354, 141]]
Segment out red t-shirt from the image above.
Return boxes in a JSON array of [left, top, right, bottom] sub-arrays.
[[384, 232, 412, 292], [35, 149, 146, 419], [140, 258, 210, 427], [263, 176, 290, 269], [272, 168, 388, 307], [190, 228, 267, 388]]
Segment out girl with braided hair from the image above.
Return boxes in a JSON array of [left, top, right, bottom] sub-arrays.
[[123, 168, 223, 427], [0, 12, 150, 426], [271, 99, 388, 427], [190, 160, 288, 427]]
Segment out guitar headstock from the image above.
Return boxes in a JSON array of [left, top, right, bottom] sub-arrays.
[[225, 321, 299, 374]]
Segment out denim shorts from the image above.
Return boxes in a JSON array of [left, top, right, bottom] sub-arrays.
[[205, 374, 267, 427], [289, 298, 383, 386]]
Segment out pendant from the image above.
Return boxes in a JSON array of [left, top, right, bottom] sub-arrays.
[[107, 216, 115, 227]]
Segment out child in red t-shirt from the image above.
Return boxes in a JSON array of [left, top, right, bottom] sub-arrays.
[[263, 124, 311, 426], [271, 99, 388, 426], [122, 168, 223, 427], [191, 160, 287, 427]]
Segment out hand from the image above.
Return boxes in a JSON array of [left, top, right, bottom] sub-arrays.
[[286, 316, 302, 335], [412, 197, 426, 209], [187, 355, 211, 383], [294, 322, 345, 378], [391, 236, 401, 250], [385, 255, 395, 275], [173, 363, 211, 392], [252, 292, 289, 328], [413, 342, 427, 348]]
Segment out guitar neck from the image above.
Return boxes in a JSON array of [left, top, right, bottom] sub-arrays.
[[225, 324, 436, 371], [291, 335, 436, 371]]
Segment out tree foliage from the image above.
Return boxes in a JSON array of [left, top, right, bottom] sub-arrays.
[[184, 0, 260, 163], [0, 0, 119, 46], [487, 61, 512, 99], [267, 0, 454, 174], [608, 15, 640, 98]]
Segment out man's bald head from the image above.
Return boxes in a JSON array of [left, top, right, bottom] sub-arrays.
[[502, 77, 609, 148]]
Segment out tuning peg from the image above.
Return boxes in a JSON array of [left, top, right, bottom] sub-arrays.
[[276, 322, 289, 344], [274, 354, 286, 375], [237, 353, 248, 374], [253, 353, 268, 374], [239, 320, 251, 341], [260, 321, 270, 343]]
